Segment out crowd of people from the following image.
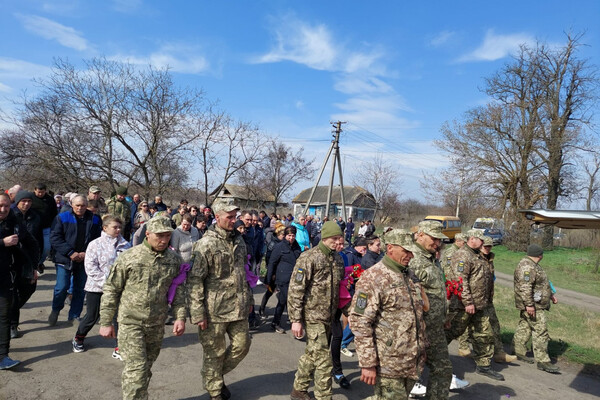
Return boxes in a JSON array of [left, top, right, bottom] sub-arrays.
[[0, 182, 561, 400]]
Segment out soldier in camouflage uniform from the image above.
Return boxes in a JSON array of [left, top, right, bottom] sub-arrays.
[[99, 216, 187, 400], [408, 220, 452, 400], [106, 186, 132, 239], [349, 229, 428, 400], [288, 221, 345, 400], [457, 236, 516, 362], [186, 203, 252, 400], [513, 244, 559, 373], [440, 233, 465, 281], [446, 230, 504, 381]]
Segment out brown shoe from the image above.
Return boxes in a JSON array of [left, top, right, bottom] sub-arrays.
[[494, 351, 517, 363], [290, 388, 312, 400], [458, 348, 472, 358]]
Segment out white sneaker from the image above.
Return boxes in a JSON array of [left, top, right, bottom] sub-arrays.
[[340, 347, 354, 358], [449, 374, 469, 390], [112, 348, 122, 361], [410, 382, 426, 397], [256, 279, 264, 286]]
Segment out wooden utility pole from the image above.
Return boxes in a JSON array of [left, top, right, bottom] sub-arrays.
[[303, 122, 347, 221]]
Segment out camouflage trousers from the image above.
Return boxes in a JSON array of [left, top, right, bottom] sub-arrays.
[[118, 323, 165, 400], [513, 309, 551, 363], [365, 376, 416, 400], [446, 309, 494, 367], [293, 322, 333, 400], [458, 304, 504, 354], [422, 303, 452, 400], [198, 319, 251, 397]]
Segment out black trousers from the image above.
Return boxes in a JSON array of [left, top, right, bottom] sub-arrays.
[[272, 284, 289, 326], [330, 308, 343, 376], [0, 292, 12, 358], [76, 292, 118, 346], [10, 278, 37, 327]]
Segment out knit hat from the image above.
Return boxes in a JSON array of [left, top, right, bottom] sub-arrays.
[[527, 244, 543, 257], [15, 191, 33, 204], [233, 220, 246, 231], [321, 221, 342, 239], [116, 186, 128, 196]]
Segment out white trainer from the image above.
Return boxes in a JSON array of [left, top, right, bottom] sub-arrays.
[[410, 382, 426, 397], [340, 347, 354, 358], [449, 374, 469, 390]]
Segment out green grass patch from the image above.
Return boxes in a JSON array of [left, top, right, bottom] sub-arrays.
[[493, 285, 600, 367], [493, 245, 600, 297]]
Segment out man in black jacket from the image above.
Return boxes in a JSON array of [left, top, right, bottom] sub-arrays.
[[31, 183, 57, 273], [48, 195, 101, 326], [0, 193, 39, 369]]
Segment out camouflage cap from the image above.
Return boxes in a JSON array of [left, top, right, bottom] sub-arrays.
[[212, 202, 239, 214], [89, 185, 101, 193], [146, 216, 174, 234], [466, 229, 485, 240], [483, 236, 493, 246], [418, 220, 448, 240], [383, 229, 419, 253], [455, 233, 466, 242]]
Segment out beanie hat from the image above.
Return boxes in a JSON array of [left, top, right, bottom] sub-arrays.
[[15, 191, 33, 204], [321, 221, 342, 239], [233, 220, 246, 231], [116, 186, 128, 196], [527, 244, 543, 257]]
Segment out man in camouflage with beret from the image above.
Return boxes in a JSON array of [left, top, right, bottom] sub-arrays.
[[457, 236, 516, 362], [187, 203, 253, 400], [513, 244, 559, 373], [407, 220, 452, 399], [288, 221, 345, 400], [446, 229, 503, 381], [99, 216, 187, 400], [349, 229, 428, 399], [106, 186, 132, 239]]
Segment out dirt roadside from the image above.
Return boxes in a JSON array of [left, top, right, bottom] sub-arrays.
[[1, 266, 598, 399]]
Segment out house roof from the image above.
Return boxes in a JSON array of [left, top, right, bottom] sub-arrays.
[[211, 183, 276, 202], [292, 185, 375, 207]]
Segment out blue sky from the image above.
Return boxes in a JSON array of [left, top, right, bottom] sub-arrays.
[[1, 1, 599, 201]]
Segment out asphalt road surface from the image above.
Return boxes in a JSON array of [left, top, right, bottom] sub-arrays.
[[1, 266, 598, 399]]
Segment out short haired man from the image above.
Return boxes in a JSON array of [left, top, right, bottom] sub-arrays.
[[87, 186, 107, 214], [350, 229, 427, 399], [513, 244, 559, 373], [154, 195, 167, 212], [99, 216, 187, 399], [187, 203, 252, 400], [106, 186, 131, 239], [48, 195, 102, 326], [288, 221, 345, 400], [447, 229, 503, 380], [30, 183, 58, 273], [345, 217, 355, 244]]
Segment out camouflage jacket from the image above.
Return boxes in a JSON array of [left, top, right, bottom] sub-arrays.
[[287, 242, 345, 325], [99, 239, 185, 327], [349, 256, 427, 379], [187, 225, 251, 324], [440, 243, 460, 281], [106, 197, 131, 225], [514, 257, 552, 311], [451, 245, 494, 310], [408, 243, 446, 317]]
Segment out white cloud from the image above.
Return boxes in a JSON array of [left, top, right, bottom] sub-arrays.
[[0, 82, 11, 93], [430, 30, 455, 47], [334, 76, 393, 95], [459, 30, 534, 62], [17, 14, 89, 51], [295, 100, 304, 110], [112, 0, 142, 13], [0, 57, 52, 80], [110, 44, 210, 74]]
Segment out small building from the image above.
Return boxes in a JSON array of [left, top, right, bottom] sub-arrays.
[[210, 183, 282, 211], [292, 185, 376, 221]]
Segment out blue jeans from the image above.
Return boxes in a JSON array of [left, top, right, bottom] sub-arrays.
[[52, 263, 87, 320], [341, 324, 354, 349], [40, 228, 51, 265]]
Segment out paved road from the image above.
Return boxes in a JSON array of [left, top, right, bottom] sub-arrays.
[[494, 271, 600, 313], [1, 266, 599, 399]]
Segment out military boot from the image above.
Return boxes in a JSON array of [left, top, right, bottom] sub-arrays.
[[515, 353, 535, 364], [537, 362, 560, 374], [475, 366, 505, 381], [221, 384, 231, 400], [493, 351, 517, 363], [290, 388, 312, 400]]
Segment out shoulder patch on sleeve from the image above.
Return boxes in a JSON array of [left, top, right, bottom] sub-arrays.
[[523, 271, 530, 282], [457, 261, 465, 272], [354, 291, 368, 314], [295, 268, 305, 282]]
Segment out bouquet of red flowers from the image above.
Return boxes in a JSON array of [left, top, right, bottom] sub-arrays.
[[350, 264, 364, 280], [445, 277, 463, 300]]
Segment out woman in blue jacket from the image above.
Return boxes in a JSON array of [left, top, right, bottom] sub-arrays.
[[266, 226, 301, 333]]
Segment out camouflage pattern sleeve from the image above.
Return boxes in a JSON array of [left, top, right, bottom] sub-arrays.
[[99, 256, 127, 326], [514, 259, 536, 308], [349, 272, 379, 369], [186, 244, 209, 324], [172, 281, 188, 320], [287, 251, 313, 324]]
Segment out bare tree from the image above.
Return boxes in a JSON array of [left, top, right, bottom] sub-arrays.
[[353, 153, 399, 222], [237, 139, 316, 213]]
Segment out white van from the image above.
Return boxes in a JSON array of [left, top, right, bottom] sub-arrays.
[[472, 218, 503, 232]]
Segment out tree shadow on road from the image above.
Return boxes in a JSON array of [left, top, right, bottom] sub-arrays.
[[568, 363, 600, 397]]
